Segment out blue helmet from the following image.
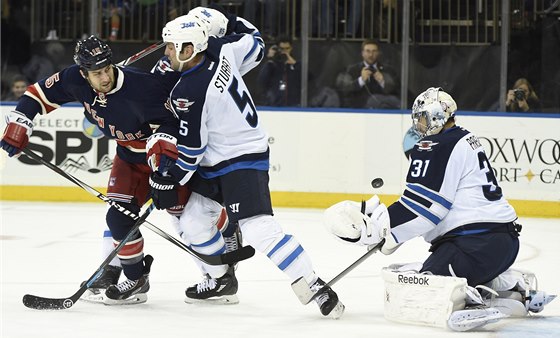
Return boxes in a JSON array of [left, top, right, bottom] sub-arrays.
[[73, 35, 112, 71]]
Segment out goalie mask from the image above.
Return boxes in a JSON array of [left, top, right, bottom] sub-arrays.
[[162, 14, 208, 66], [189, 7, 228, 38], [411, 87, 457, 137]]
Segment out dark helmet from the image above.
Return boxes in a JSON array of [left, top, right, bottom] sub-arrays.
[[73, 35, 113, 71]]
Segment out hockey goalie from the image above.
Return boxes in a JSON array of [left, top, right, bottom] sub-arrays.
[[322, 87, 556, 331]]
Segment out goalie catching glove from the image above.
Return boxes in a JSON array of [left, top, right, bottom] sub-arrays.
[[146, 132, 178, 174], [1, 111, 33, 157], [323, 195, 400, 255]]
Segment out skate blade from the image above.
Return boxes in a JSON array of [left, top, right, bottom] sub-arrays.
[[328, 301, 345, 320], [487, 298, 529, 317], [184, 294, 239, 305], [103, 293, 148, 306], [448, 307, 508, 332], [80, 289, 108, 304]]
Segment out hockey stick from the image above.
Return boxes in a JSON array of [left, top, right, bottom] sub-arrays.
[[291, 239, 386, 305], [292, 177, 388, 304], [116, 41, 165, 66], [22, 202, 156, 310], [21, 148, 255, 266]]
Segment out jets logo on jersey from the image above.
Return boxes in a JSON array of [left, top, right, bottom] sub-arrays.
[[173, 98, 195, 112], [416, 140, 439, 151]]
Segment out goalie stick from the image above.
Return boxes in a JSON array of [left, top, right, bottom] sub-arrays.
[[23, 202, 156, 310], [21, 148, 255, 266], [292, 180, 387, 305], [291, 239, 386, 305]]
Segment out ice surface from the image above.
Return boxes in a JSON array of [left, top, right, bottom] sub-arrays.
[[1, 202, 559, 337]]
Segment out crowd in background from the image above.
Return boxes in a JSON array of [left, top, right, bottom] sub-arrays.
[[1, 0, 558, 113]]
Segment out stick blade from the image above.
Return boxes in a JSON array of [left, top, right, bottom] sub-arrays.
[[23, 294, 75, 310], [291, 277, 314, 304], [218, 245, 256, 265]]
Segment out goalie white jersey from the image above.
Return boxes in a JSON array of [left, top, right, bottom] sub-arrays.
[[387, 126, 517, 243], [167, 31, 267, 185]]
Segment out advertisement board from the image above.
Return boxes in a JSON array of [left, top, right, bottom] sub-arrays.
[[1, 104, 558, 217]]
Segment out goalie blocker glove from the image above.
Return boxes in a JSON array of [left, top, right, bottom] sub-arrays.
[[149, 172, 179, 209], [1, 111, 34, 157]]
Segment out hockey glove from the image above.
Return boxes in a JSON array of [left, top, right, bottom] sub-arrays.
[[146, 132, 178, 174], [1, 111, 33, 157], [323, 198, 398, 253], [149, 172, 179, 210]]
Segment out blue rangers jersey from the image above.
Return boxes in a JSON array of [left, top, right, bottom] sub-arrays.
[[167, 29, 266, 185], [388, 126, 517, 243], [15, 65, 180, 163]]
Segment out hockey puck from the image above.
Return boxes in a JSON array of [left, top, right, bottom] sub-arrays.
[[371, 178, 384, 189]]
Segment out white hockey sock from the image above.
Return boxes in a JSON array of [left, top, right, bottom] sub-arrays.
[[240, 215, 315, 283], [102, 228, 120, 267]]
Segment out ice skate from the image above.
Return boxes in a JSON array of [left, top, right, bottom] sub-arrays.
[[311, 278, 345, 319], [80, 265, 122, 304], [448, 305, 508, 331], [526, 291, 556, 313], [185, 267, 239, 305], [104, 255, 153, 305], [488, 269, 557, 316]]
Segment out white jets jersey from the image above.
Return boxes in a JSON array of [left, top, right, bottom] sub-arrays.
[[167, 31, 266, 185], [387, 126, 517, 243]]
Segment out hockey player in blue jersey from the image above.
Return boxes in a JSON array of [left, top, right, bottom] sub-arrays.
[[0, 35, 186, 304], [323, 87, 556, 330], [146, 13, 345, 318]]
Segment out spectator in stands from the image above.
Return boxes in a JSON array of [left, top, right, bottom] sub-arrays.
[[506, 78, 541, 112], [257, 35, 301, 106], [102, 0, 124, 41], [22, 41, 66, 83], [243, 0, 279, 40], [336, 39, 399, 109], [315, 0, 362, 38], [2, 74, 28, 101]]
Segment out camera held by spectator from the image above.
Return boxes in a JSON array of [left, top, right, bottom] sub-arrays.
[[513, 88, 525, 101], [506, 78, 541, 113], [258, 36, 301, 107], [269, 45, 289, 64], [367, 65, 378, 74]]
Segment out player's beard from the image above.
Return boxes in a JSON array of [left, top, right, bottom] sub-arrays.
[[88, 69, 116, 93]]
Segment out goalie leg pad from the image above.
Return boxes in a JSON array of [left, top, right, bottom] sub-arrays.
[[383, 266, 510, 331], [382, 266, 467, 329]]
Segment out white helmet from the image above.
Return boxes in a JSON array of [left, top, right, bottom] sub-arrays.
[[411, 87, 457, 137], [189, 7, 228, 38], [162, 14, 208, 65]]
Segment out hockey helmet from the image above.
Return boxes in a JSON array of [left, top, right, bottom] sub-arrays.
[[73, 35, 112, 71], [411, 87, 457, 137], [189, 7, 228, 38], [162, 14, 208, 63]]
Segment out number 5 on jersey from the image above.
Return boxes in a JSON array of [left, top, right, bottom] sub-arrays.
[[229, 77, 258, 128], [179, 120, 188, 136]]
